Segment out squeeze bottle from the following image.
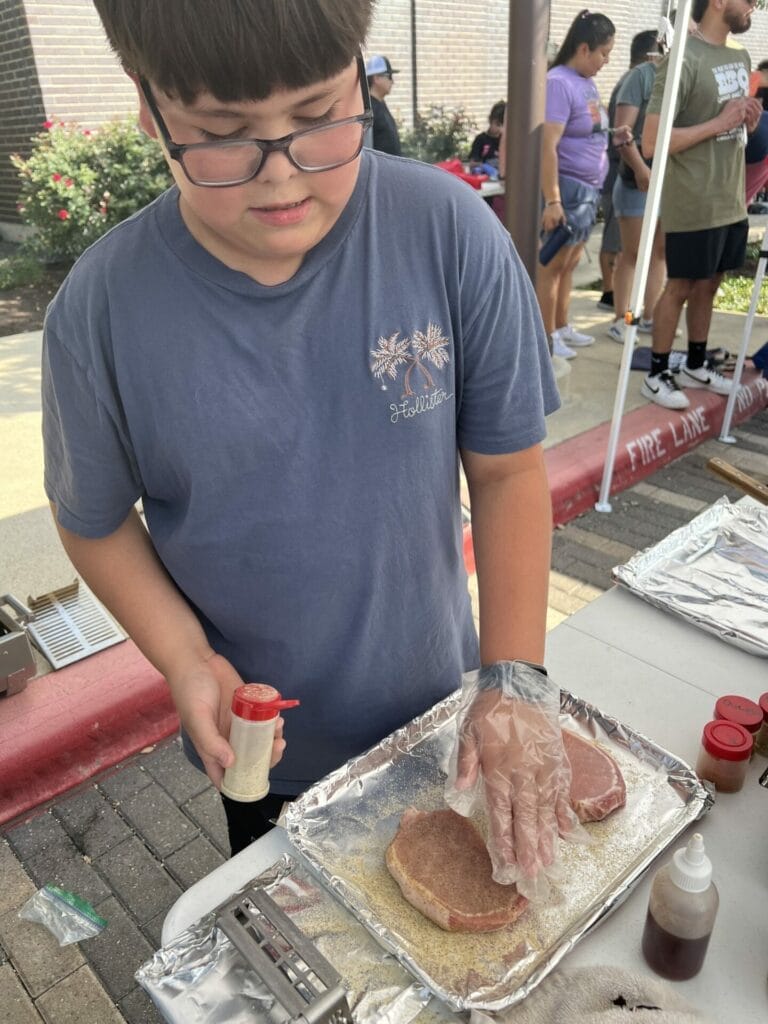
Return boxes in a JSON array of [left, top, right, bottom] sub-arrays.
[[221, 684, 299, 802], [641, 833, 718, 981]]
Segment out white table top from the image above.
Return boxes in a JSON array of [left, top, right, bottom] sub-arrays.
[[163, 585, 768, 1022]]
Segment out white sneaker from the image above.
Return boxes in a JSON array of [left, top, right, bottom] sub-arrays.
[[678, 360, 734, 395], [638, 318, 682, 338], [552, 333, 577, 359], [558, 323, 594, 347], [606, 322, 624, 343], [641, 370, 690, 410]]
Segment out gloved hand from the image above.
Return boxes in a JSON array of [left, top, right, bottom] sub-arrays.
[[445, 661, 586, 900]]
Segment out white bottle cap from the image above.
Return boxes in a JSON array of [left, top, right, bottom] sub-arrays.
[[669, 833, 712, 893]]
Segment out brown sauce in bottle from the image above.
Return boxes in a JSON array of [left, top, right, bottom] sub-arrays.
[[641, 909, 712, 980]]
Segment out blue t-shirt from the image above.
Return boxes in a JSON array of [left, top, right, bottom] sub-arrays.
[[42, 151, 560, 793]]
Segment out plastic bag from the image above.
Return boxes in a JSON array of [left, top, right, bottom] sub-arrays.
[[19, 884, 106, 945]]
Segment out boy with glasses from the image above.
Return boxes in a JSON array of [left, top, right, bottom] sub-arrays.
[[42, 0, 577, 896]]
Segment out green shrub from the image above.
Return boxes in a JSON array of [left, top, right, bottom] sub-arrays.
[[399, 105, 477, 164], [11, 119, 171, 265], [0, 251, 43, 290]]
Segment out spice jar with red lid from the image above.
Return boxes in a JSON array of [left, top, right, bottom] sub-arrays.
[[221, 684, 300, 802], [754, 693, 768, 758], [713, 695, 762, 757], [695, 720, 752, 793]]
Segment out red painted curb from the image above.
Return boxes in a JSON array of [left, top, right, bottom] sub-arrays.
[[0, 640, 178, 826], [546, 370, 768, 526]]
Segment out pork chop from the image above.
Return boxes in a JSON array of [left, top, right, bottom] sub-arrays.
[[563, 728, 627, 822], [386, 730, 626, 931], [385, 808, 528, 932]]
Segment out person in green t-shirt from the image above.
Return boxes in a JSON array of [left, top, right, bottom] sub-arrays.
[[640, 0, 762, 411]]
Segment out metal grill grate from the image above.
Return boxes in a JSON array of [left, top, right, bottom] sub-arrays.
[[26, 581, 125, 669]]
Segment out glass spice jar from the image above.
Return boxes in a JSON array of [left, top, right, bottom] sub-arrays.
[[713, 694, 762, 758], [696, 720, 752, 793], [754, 693, 768, 758]]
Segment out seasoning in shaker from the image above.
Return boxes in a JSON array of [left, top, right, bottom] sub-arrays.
[[754, 693, 768, 758], [714, 694, 762, 756], [221, 684, 300, 802], [695, 720, 752, 793]]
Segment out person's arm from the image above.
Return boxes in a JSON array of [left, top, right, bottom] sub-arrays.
[[461, 445, 550, 664], [540, 121, 566, 231], [447, 444, 582, 898], [615, 103, 651, 190], [642, 98, 748, 158], [51, 506, 285, 786]]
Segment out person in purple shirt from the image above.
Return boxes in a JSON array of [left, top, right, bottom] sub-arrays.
[[537, 11, 627, 361]]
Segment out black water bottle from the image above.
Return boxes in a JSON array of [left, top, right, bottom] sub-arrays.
[[539, 221, 574, 266]]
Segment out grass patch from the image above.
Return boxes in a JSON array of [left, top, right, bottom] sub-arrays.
[[714, 274, 768, 316]]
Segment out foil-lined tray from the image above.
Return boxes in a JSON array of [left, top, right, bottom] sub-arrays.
[[136, 854, 453, 1024], [284, 690, 711, 1013], [612, 496, 768, 657]]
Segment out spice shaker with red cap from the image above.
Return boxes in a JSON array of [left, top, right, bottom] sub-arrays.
[[713, 694, 762, 756], [221, 684, 300, 802], [695, 719, 752, 793], [753, 693, 768, 758]]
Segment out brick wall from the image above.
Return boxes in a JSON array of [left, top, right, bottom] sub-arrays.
[[0, 0, 135, 227], [368, 0, 768, 132], [0, 0, 45, 228], [4, 0, 768, 227]]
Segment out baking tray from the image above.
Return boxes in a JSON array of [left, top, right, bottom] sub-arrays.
[[284, 689, 711, 1012], [612, 496, 768, 657]]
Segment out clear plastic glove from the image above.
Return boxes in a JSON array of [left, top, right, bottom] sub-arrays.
[[445, 661, 587, 901]]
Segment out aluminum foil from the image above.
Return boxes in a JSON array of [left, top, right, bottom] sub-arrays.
[[283, 690, 711, 1013], [135, 855, 440, 1024], [612, 496, 768, 657]]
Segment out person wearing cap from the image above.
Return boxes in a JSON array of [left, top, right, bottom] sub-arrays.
[[365, 54, 402, 155]]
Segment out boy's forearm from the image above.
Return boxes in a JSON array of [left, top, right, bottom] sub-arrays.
[[462, 446, 551, 666], [51, 505, 214, 683]]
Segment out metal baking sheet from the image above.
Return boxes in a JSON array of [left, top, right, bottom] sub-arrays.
[[612, 496, 768, 657], [136, 854, 450, 1024], [284, 690, 711, 1013]]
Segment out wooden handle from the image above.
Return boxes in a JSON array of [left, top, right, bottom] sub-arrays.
[[706, 457, 768, 505]]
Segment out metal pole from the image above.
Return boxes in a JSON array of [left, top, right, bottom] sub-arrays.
[[717, 223, 768, 442], [595, 0, 693, 512], [410, 0, 418, 126], [504, 0, 550, 278]]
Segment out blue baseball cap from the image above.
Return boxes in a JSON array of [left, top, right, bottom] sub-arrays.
[[365, 55, 399, 77]]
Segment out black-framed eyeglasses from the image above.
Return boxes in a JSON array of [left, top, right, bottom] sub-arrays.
[[140, 55, 373, 188]]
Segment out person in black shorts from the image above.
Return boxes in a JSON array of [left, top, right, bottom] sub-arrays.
[[640, 0, 762, 410]]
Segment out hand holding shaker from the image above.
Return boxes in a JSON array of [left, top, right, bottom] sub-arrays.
[[221, 684, 299, 802]]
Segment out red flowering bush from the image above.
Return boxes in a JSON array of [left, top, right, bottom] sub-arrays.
[[11, 118, 170, 264]]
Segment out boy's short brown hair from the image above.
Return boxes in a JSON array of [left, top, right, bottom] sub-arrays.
[[93, 0, 375, 102]]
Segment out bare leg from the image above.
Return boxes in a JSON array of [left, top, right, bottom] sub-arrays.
[[653, 278, 693, 355], [686, 274, 722, 340], [599, 249, 616, 294], [643, 226, 667, 322], [613, 216, 643, 319], [554, 243, 585, 328], [535, 243, 580, 335]]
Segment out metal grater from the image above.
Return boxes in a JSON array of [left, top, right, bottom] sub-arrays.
[[216, 887, 353, 1024]]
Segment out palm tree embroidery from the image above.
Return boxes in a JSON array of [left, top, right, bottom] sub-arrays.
[[370, 322, 450, 397]]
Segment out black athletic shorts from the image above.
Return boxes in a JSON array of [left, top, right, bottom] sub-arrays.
[[665, 219, 748, 280]]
